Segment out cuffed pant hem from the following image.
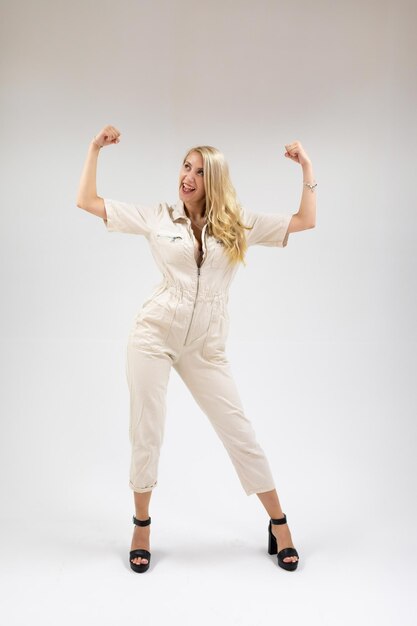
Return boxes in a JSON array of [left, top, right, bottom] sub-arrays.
[[245, 484, 276, 496], [129, 480, 157, 493]]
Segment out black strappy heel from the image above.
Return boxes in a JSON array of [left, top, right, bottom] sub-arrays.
[[268, 513, 299, 571], [130, 515, 151, 573]]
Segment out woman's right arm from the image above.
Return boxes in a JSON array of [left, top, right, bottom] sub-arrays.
[[76, 125, 121, 219]]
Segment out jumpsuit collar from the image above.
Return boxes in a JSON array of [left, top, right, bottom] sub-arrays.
[[170, 199, 207, 223], [170, 199, 188, 222]]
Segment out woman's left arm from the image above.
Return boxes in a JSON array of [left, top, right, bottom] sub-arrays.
[[284, 140, 316, 231]]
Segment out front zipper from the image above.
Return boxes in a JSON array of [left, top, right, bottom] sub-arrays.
[[183, 220, 207, 345]]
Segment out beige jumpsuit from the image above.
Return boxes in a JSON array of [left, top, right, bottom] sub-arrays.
[[103, 197, 292, 496]]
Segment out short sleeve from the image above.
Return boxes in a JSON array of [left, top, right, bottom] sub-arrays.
[[241, 207, 292, 248], [102, 198, 156, 236]]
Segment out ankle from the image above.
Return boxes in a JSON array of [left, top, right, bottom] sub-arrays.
[[270, 512, 285, 521]]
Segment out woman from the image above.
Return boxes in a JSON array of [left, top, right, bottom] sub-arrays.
[[76, 125, 316, 573]]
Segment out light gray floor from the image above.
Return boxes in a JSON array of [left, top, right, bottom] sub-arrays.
[[1, 503, 414, 625], [1, 339, 415, 625]]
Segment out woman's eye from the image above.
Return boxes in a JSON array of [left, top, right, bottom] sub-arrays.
[[183, 164, 203, 175]]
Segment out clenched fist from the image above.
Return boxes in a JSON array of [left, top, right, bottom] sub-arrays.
[[284, 141, 311, 167], [92, 125, 121, 148]]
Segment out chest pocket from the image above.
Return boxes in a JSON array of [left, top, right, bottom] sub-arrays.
[[154, 229, 188, 266], [206, 237, 227, 268]]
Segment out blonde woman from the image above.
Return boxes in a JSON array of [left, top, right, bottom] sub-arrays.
[[76, 125, 316, 573]]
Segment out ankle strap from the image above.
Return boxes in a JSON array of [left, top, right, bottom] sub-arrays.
[[270, 513, 287, 525], [133, 515, 151, 526]]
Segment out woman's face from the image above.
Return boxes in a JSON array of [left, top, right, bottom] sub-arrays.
[[178, 151, 206, 206]]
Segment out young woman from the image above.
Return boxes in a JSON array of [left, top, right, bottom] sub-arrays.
[[76, 125, 316, 573]]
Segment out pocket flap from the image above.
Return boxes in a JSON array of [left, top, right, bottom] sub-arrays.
[[156, 229, 183, 238]]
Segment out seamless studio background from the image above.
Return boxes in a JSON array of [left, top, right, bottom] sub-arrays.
[[1, 0, 416, 625]]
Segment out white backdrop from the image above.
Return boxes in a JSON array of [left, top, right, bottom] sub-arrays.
[[1, 0, 416, 624]]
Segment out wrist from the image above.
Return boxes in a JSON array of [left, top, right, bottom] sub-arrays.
[[91, 136, 103, 149]]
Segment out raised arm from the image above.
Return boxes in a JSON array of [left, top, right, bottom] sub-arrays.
[[76, 125, 121, 220], [284, 140, 317, 234]]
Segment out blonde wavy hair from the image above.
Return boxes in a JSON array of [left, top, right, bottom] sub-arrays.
[[182, 145, 253, 266]]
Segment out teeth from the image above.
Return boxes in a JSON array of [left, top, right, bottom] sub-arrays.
[[183, 184, 195, 191]]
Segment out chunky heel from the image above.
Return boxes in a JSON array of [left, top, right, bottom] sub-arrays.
[[268, 520, 278, 554], [268, 513, 299, 571], [130, 515, 151, 573]]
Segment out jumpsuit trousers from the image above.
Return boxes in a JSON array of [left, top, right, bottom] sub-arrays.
[[103, 197, 292, 497]]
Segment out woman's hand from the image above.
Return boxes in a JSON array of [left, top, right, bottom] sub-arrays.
[[284, 141, 311, 167], [93, 125, 121, 148]]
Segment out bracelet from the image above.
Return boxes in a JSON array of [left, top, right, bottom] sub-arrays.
[[92, 136, 104, 149], [303, 181, 317, 192]]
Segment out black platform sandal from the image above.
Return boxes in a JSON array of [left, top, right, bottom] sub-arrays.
[[268, 513, 299, 571], [130, 515, 151, 573]]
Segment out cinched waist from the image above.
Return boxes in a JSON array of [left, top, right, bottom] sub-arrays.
[[163, 280, 229, 303]]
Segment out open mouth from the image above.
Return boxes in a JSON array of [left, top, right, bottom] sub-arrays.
[[182, 183, 196, 194]]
